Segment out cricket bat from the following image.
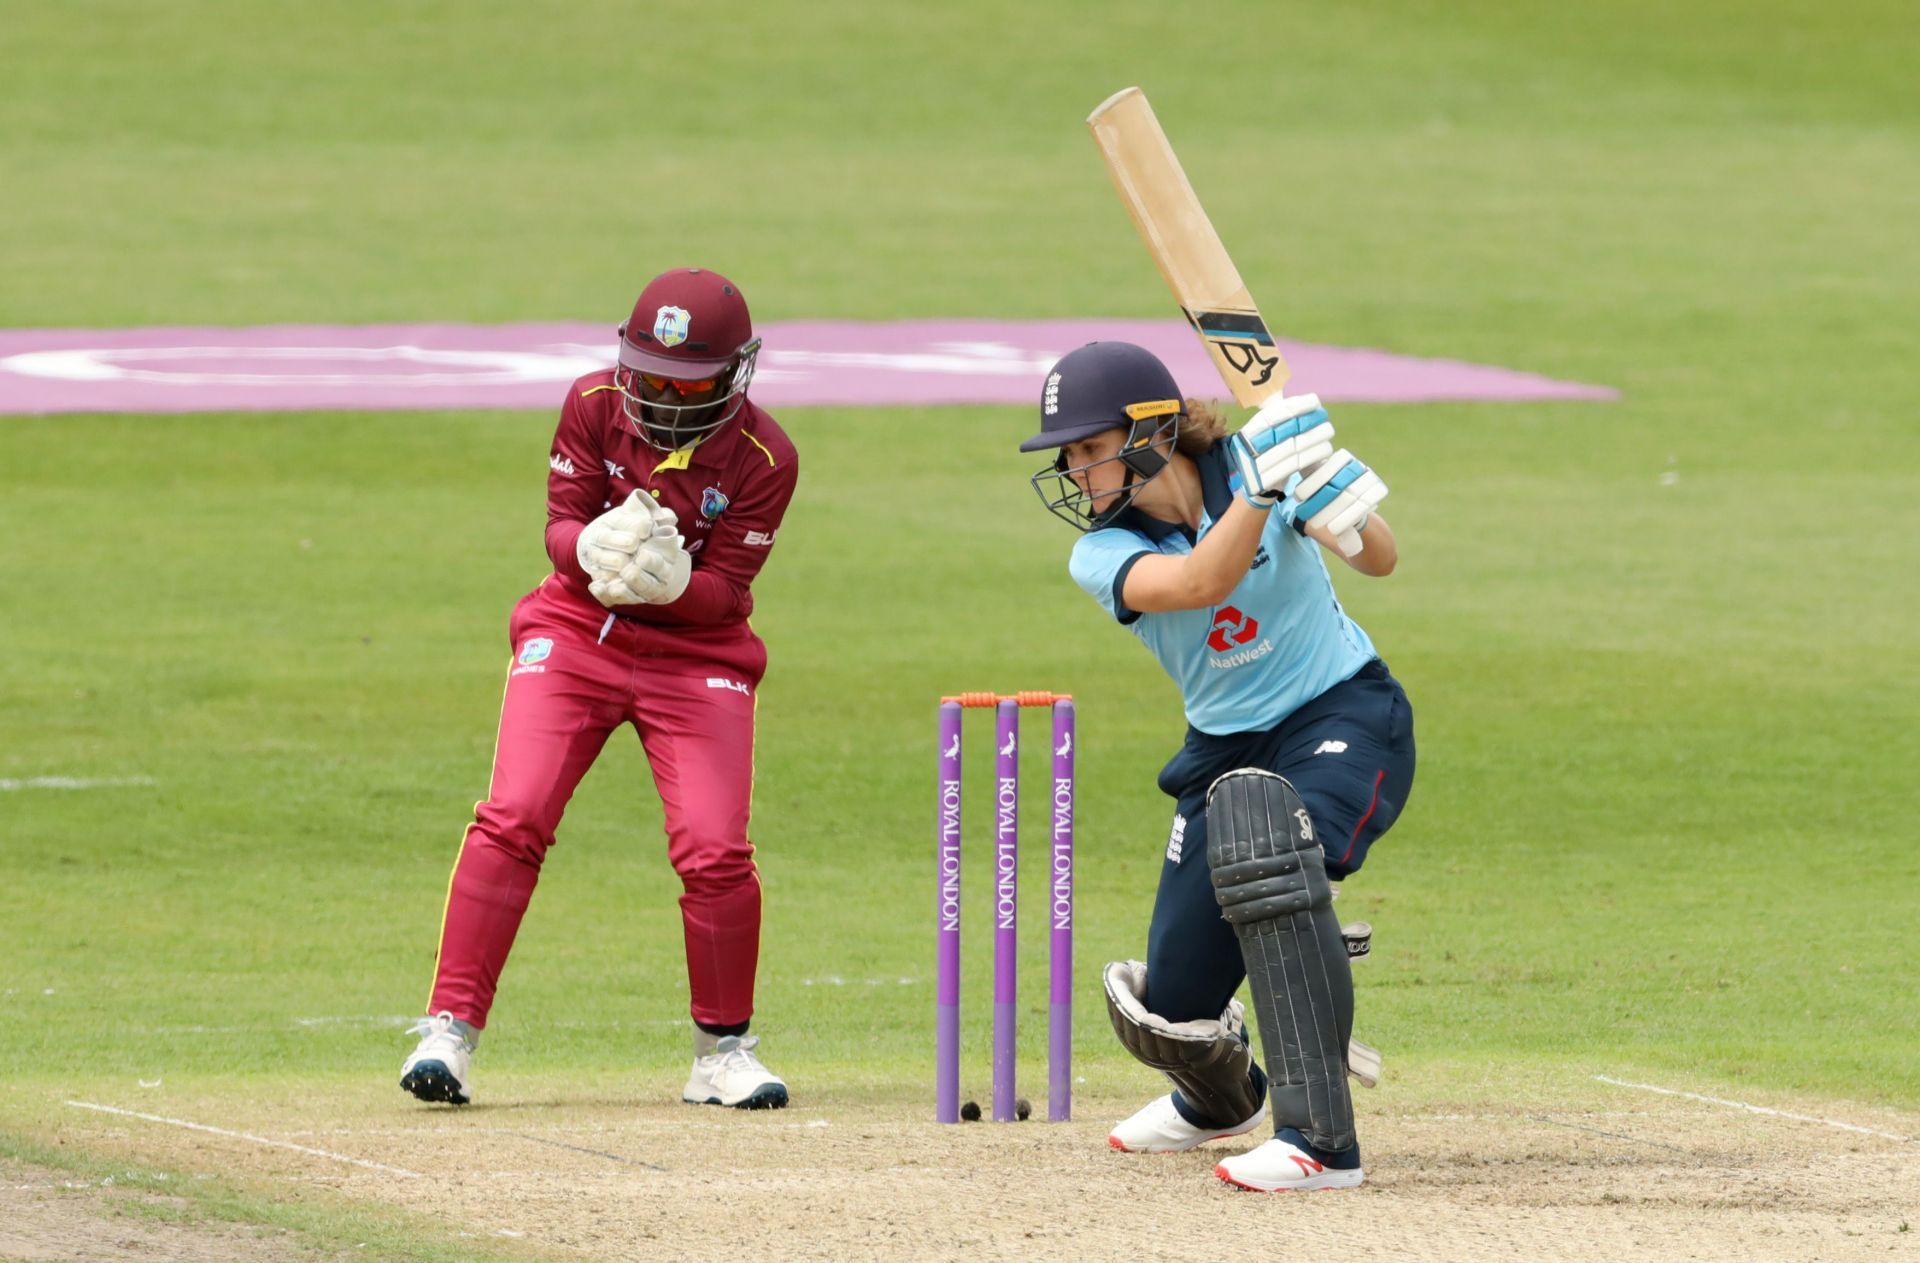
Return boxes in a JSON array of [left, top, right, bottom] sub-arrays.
[[1086, 86, 1289, 408]]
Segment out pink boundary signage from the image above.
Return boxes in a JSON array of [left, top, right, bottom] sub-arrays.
[[0, 320, 1615, 414]]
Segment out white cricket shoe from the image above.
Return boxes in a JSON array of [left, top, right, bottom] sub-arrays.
[[399, 1011, 474, 1106], [1108, 1093, 1266, 1154], [682, 1035, 789, 1110], [1215, 1136, 1365, 1191]]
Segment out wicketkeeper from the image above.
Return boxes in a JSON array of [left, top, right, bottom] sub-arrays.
[[401, 267, 799, 1110], [1021, 341, 1416, 1190]]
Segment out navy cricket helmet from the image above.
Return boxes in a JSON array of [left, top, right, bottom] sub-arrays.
[[1022, 342, 1184, 531]]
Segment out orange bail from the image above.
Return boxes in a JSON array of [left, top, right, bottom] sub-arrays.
[[940, 691, 1073, 708]]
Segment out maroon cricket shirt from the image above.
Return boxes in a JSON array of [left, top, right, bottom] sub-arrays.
[[537, 370, 799, 678]]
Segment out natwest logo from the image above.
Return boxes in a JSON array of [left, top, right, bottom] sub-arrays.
[[1206, 605, 1261, 653]]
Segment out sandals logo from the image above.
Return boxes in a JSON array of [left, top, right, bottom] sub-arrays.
[[1205, 606, 1273, 669]]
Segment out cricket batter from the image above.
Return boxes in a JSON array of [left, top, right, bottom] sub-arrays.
[[400, 267, 798, 1110], [1021, 341, 1415, 1190]]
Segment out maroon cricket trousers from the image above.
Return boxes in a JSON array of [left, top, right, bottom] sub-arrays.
[[427, 576, 764, 1031]]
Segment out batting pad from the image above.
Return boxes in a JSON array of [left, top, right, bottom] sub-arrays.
[[1102, 960, 1264, 1129], [1206, 768, 1356, 1153]]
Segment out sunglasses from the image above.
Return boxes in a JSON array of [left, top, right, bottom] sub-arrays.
[[637, 371, 719, 395]]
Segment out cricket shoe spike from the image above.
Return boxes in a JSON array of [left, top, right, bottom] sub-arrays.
[[683, 1035, 789, 1110], [1215, 1129, 1364, 1192], [400, 1011, 474, 1106], [1109, 1093, 1266, 1154]]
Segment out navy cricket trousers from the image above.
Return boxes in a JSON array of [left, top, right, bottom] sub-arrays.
[[1142, 658, 1416, 1023]]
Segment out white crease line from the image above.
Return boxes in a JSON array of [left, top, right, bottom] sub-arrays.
[[66, 1101, 423, 1177], [0, 776, 156, 791], [1594, 1076, 1914, 1142]]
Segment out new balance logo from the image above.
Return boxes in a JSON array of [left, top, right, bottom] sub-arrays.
[[1314, 740, 1348, 755], [549, 454, 576, 475], [1289, 1155, 1325, 1177]]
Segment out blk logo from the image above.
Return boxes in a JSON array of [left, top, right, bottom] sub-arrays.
[[1206, 606, 1260, 652]]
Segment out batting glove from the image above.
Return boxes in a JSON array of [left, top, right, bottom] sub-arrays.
[[1292, 449, 1388, 557], [1225, 394, 1336, 509]]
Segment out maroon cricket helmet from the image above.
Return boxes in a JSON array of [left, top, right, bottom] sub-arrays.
[[614, 267, 762, 449]]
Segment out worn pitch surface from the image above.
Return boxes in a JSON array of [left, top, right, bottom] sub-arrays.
[[34, 1081, 1918, 1262]]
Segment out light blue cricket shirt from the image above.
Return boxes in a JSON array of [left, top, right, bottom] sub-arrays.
[[1068, 444, 1376, 735]]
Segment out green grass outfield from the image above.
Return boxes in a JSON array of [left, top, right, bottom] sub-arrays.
[[2, 0, 1917, 1252]]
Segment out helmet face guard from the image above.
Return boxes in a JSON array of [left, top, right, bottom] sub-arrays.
[[614, 333, 762, 451], [1029, 405, 1181, 531]]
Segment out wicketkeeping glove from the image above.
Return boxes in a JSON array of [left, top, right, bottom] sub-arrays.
[[589, 532, 692, 607], [1225, 394, 1337, 508], [1292, 449, 1388, 557], [576, 489, 679, 580]]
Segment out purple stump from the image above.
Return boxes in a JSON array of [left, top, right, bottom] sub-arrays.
[[1049, 699, 1076, 1121], [935, 701, 963, 1123], [992, 698, 1019, 1122]]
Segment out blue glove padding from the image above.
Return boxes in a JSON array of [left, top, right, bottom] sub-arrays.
[[1292, 448, 1389, 557], [1226, 394, 1336, 509], [1293, 457, 1367, 523]]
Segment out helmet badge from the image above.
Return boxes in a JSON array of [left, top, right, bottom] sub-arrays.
[[653, 305, 692, 348]]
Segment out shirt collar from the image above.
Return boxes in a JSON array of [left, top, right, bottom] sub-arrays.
[[1195, 442, 1235, 520], [1106, 503, 1186, 544], [1102, 443, 1237, 544]]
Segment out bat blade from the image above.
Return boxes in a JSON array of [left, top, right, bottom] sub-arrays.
[[1087, 86, 1288, 406]]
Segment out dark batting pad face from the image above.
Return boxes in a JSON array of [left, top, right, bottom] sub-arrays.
[[1205, 769, 1356, 1152]]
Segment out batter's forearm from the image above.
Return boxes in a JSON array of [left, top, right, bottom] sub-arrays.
[[1317, 512, 1395, 576], [1183, 500, 1270, 602]]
